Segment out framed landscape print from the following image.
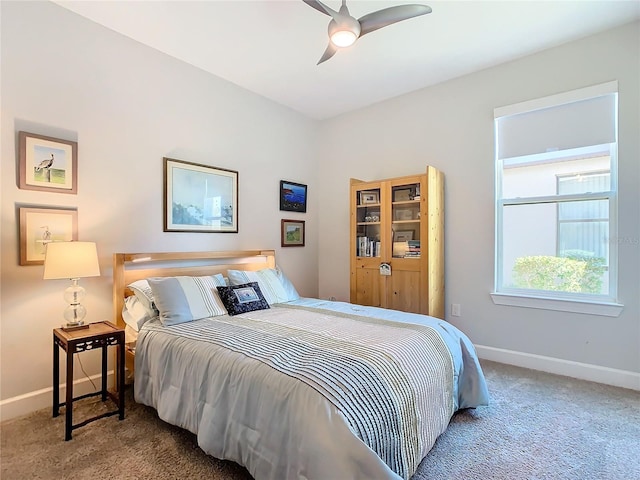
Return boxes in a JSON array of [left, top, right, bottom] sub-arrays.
[[393, 187, 414, 202], [280, 180, 307, 213], [394, 208, 415, 221], [281, 219, 305, 247], [394, 230, 414, 242], [164, 157, 238, 233], [19, 132, 78, 194], [19, 207, 78, 265]]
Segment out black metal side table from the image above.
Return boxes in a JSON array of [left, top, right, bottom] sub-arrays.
[[53, 321, 125, 440]]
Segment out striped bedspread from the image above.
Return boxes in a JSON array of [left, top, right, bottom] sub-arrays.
[[139, 303, 455, 479]]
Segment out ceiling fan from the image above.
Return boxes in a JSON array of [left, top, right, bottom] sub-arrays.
[[302, 0, 432, 64]]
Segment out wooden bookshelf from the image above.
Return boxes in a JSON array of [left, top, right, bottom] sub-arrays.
[[350, 166, 444, 318]]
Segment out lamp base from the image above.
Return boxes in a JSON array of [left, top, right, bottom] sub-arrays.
[[61, 323, 90, 332]]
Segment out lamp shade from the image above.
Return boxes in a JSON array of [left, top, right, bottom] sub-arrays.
[[43, 242, 100, 280]]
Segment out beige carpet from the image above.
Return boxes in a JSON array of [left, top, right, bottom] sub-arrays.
[[1, 360, 639, 479]]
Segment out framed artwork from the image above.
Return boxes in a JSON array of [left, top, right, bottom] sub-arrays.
[[393, 188, 414, 202], [19, 131, 78, 194], [394, 230, 414, 242], [359, 191, 379, 205], [281, 219, 305, 247], [19, 207, 78, 265], [394, 208, 415, 221], [280, 180, 307, 213], [164, 157, 238, 233]]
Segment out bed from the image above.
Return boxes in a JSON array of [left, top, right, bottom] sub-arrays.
[[113, 250, 489, 480]]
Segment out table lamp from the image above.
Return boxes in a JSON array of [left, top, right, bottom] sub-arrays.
[[43, 241, 100, 329]]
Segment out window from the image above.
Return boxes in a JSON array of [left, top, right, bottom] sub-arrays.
[[492, 82, 622, 316]]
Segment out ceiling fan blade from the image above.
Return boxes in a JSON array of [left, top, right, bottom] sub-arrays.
[[358, 4, 432, 37], [302, 0, 338, 18], [317, 42, 338, 64]]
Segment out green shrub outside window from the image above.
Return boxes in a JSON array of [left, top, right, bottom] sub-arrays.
[[512, 250, 606, 294]]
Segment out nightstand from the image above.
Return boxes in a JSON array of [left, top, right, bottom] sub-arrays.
[[53, 321, 125, 440]]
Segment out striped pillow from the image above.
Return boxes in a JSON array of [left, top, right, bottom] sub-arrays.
[[226, 267, 299, 304], [148, 274, 227, 325]]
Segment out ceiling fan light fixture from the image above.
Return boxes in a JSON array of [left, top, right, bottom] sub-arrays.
[[328, 17, 361, 48], [305, 0, 432, 64], [330, 29, 357, 47]]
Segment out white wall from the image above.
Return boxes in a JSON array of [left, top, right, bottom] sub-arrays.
[[1, 1, 319, 419], [318, 22, 640, 384]]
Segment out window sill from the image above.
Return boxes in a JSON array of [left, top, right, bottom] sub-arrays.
[[490, 292, 624, 317]]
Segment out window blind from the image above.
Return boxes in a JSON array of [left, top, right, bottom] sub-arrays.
[[495, 81, 618, 160]]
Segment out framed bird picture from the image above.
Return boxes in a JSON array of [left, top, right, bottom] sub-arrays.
[[18, 206, 78, 265], [18, 131, 78, 194]]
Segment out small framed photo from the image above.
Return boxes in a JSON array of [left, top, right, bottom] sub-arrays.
[[19, 206, 78, 265], [280, 180, 307, 213], [394, 230, 414, 242], [393, 188, 413, 202], [281, 219, 305, 247], [359, 191, 380, 205], [164, 157, 238, 233], [394, 208, 414, 221], [19, 131, 78, 194]]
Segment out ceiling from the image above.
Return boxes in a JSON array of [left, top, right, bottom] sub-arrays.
[[54, 0, 640, 120]]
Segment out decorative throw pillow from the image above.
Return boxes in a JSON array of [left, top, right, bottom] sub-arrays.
[[216, 282, 270, 316], [148, 274, 227, 326], [226, 267, 299, 304]]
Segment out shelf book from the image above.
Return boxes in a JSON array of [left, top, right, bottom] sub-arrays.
[[357, 237, 381, 257]]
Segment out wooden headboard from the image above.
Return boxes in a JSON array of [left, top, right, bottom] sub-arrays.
[[112, 249, 276, 330]]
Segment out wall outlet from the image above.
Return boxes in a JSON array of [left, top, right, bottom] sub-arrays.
[[451, 303, 461, 317]]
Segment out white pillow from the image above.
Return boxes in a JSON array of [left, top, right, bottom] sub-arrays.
[[226, 266, 299, 304], [275, 267, 301, 301], [127, 279, 157, 315], [122, 295, 155, 332], [148, 274, 227, 326]]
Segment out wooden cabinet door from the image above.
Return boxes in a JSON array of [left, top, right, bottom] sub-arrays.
[[352, 260, 384, 308], [386, 260, 423, 313], [350, 180, 388, 307]]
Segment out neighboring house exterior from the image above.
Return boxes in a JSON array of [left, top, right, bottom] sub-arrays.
[[502, 154, 611, 292]]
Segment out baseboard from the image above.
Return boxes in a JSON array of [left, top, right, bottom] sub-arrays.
[[0, 371, 115, 423], [476, 345, 640, 391]]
